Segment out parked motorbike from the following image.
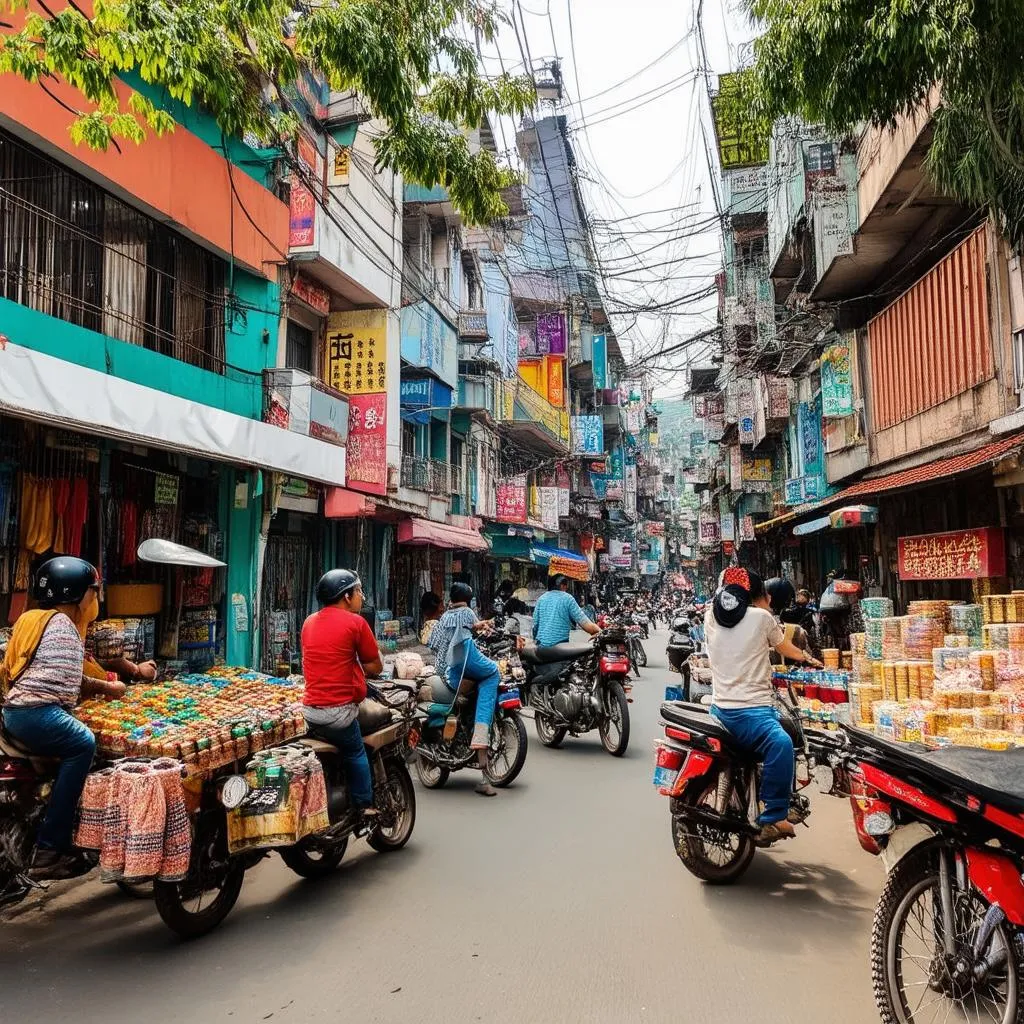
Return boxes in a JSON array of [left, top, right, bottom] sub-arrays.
[[810, 725, 1024, 1023], [652, 685, 812, 883], [665, 615, 696, 696], [412, 626, 528, 790], [521, 626, 632, 756]]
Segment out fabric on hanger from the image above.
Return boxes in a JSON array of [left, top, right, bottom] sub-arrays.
[[66, 477, 89, 557], [30, 479, 54, 555]]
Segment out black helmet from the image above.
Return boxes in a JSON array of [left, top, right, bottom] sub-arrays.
[[33, 557, 99, 609], [449, 581, 473, 604], [316, 569, 361, 605], [548, 573, 569, 591], [765, 577, 795, 615]]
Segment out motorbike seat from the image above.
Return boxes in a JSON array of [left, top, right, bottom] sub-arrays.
[[0, 726, 60, 772], [660, 701, 735, 746], [522, 642, 592, 665]]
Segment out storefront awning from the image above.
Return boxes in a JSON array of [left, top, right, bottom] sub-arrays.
[[397, 517, 488, 551], [0, 341, 349, 486], [529, 543, 587, 566], [756, 432, 1024, 535]]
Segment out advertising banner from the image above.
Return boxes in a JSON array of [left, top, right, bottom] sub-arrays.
[[898, 528, 1006, 581], [326, 310, 388, 395], [345, 393, 387, 495]]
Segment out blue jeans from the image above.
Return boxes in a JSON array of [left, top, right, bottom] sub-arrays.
[[447, 641, 500, 738], [710, 705, 794, 825], [309, 716, 374, 809], [3, 704, 96, 851]]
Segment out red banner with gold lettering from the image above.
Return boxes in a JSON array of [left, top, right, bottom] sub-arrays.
[[897, 527, 1006, 581]]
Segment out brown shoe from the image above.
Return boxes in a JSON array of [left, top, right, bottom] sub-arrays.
[[754, 820, 796, 846]]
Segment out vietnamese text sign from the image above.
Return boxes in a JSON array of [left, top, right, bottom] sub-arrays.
[[897, 528, 1006, 581], [821, 342, 854, 418], [326, 310, 388, 395], [593, 334, 607, 389], [540, 487, 560, 530], [346, 393, 387, 495], [571, 415, 604, 455]]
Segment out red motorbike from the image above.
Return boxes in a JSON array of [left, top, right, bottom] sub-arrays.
[[811, 725, 1024, 1023]]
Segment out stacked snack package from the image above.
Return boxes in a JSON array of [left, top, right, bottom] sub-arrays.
[[949, 603, 984, 646], [880, 617, 906, 660], [904, 615, 946, 660]]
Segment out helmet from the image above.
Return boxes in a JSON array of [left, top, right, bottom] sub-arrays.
[[33, 557, 99, 609], [765, 577, 795, 615], [449, 581, 474, 604], [548, 574, 569, 591], [315, 569, 361, 605]]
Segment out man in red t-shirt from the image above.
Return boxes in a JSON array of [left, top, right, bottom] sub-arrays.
[[301, 570, 383, 813]]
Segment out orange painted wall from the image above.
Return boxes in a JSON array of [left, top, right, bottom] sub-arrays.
[[0, 24, 287, 278]]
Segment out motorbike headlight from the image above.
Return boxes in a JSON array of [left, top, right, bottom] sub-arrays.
[[219, 774, 249, 810]]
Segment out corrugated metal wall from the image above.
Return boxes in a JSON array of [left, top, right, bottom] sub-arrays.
[[868, 227, 991, 429]]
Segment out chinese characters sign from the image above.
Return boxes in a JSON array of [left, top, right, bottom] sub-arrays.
[[897, 528, 1006, 581], [571, 415, 604, 455], [821, 342, 854, 418], [496, 476, 527, 524], [540, 487, 560, 530], [345, 394, 387, 495], [741, 456, 773, 482], [326, 310, 388, 395]]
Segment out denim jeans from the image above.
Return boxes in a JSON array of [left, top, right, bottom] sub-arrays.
[[710, 705, 794, 825], [447, 641, 500, 737], [307, 716, 374, 809], [4, 704, 96, 851]]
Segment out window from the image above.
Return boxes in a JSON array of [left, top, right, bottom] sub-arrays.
[[1013, 329, 1024, 396], [402, 421, 417, 457], [0, 128, 227, 373], [286, 319, 315, 372]]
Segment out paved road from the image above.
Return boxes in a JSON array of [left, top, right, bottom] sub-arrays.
[[0, 630, 881, 1022]]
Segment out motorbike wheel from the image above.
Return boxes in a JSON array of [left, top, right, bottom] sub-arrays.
[[635, 641, 648, 668], [484, 714, 528, 788], [673, 778, 755, 885], [598, 681, 631, 757], [871, 843, 1024, 1024], [367, 760, 416, 852], [279, 837, 349, 879], [414, 755, 450, 789], [153, 827, 245, 940], [535, 713, 568, 748]]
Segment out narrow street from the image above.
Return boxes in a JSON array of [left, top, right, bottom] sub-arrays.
[[0, 631, 880, 1023]]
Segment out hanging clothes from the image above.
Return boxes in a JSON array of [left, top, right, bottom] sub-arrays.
[[65, 477, 89, 557], [53, 478, 70, 554]]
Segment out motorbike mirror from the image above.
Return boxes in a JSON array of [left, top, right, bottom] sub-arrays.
[[137, 538, 227, 568]]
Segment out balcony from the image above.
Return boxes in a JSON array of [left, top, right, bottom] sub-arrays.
[[264, 370, 349, 446], [400, 455, 452, 496], [402, 259, 458, 328], [497, 379, 570, 454], [458, 310, 489, 340]]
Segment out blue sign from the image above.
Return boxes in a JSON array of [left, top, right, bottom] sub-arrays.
[[571, 415, 604, 455], [400, 379, 431, 406], [400, 301, 457, 387], [400, 377, 453, 424], [593, 334, 608, 389]]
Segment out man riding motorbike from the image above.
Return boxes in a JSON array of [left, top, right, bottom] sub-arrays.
[[428, 582, 503, 797], [532, 574, 601, 647], [301, 569, 384, 819], [704, 567, 822, 844], [0, 557, 125, 879]]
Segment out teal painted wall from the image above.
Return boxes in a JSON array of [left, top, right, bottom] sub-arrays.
[[221, 469, 261, 666], [0, 270, 279, 420]]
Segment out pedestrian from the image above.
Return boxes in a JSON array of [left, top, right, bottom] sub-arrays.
[[419, 591, 443, 645]]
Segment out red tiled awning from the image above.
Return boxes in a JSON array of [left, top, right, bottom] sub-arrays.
[[397, 517, 489, 551], [757, 431, 1024, 535]]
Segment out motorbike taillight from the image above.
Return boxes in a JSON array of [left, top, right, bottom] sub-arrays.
[[848, 772, 892, 855], [0, 758, 33, 782]]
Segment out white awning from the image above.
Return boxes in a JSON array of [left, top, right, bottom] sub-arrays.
[[0, 341, 348, 487]]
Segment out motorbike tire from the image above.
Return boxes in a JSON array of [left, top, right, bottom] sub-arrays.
[[367, 760, 416, 852], [673, 778, 755, 885], [279, 837, 349, 879], [598, 681, 631, 757], [535, 713, 568, 748], [153, 856, 245, 940], [870, 842, 1024, 1023], [484, 714, 528, 788], [414, 755, 450, 789], [635, 641, 648, 668]]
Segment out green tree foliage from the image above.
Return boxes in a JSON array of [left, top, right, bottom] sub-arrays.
[[743, 0, 1024, 245], [0, 0, 534, 223]]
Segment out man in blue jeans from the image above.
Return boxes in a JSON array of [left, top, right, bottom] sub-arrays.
[[532, 574, 601, 647], [301, 569, 382, 817], [704, 567, 822, 844]]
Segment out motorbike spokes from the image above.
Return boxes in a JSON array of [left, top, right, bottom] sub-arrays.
[[890, 882, 1015, 1023]]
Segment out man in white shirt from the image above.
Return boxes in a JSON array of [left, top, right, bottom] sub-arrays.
[[704, 567, 822, 843]]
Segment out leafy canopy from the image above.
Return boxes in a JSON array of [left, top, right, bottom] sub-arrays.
[[742, 0, 1024, 245], [0, 0, 534, 223]]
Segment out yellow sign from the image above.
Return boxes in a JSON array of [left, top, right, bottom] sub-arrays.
[[325, 310, 388, 395], [741, 456, 773, 482], [332, 145, 351, 187]]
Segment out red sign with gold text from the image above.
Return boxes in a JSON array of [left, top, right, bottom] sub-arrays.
[[897, 527, 1006, 581], [345, 393, 387, 496], [495, 476, 527, 524]]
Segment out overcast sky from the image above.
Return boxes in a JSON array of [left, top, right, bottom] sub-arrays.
[[482, 0, 756, 400]]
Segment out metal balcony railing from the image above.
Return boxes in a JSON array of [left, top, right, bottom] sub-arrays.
[[400, 455, 430, 491], [428, 459, 450, 494], [449, 462, 464, 496]]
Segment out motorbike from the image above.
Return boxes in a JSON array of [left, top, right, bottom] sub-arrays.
[[632, 610, 650, 640], [411, 624, 528, 790], [521, 626, 632, 756], [810, 725, 1024, 1023], [652, 684, 812, 883], [665, 614, 696, 697]]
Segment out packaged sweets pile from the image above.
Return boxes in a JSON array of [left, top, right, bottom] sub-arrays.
[[772, 667, 851, 727], [856, 591, 1024, 751], [74, 666, 306, 775]]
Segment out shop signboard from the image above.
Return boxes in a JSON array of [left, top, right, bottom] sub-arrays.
[[495, 476, 528, 524], [598, 554, 612, 571], [699, 511, 720, 545], [897, 527, 1006, 581], [738, 378, 756, 444], [345, 393, 387, 495], [720, 513, 735, 543], [326, 310, 389, 395], [784, 478, 804, 505], [799, 394, 824, 479], [291, 273, 330, 315], [540, 487, 560, 530], [547, 357, 565, 407], [645, 521, 665, 537], [288, 178, 315, 247], [610, 555, 633, 569], [558, 487, 570, 517], [821, 341, 854, 418], [518, 320, 538, 356], [740, 515, 756, 542], [155, 473, 179, 505], [766, 376, 790, 420], [537, 312, 566, 356], [400, 377, 452, 425], [571, 415, 604, 455], [741, 456, 773, 482], [593, 334, 608, 389], [701, 392, 726, 441], [308, 384, 349, 446], [730, 445, 742, 491], [400, 301, 457, 387], [640, 559, 660, 576]]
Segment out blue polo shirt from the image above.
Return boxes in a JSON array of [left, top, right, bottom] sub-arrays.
[[532, 590, 591, 646]]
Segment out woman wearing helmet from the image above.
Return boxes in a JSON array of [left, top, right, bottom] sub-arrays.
[[427, 582, 501, 796], [0, 557, 125, 879], [301, 569, 383, 817], [765, 577, 818, 663]]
